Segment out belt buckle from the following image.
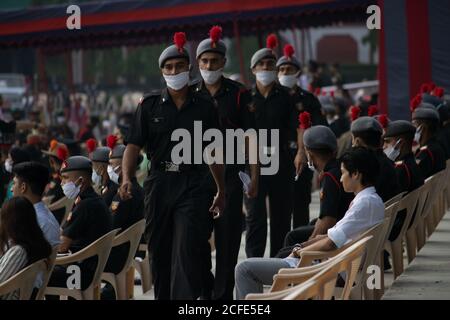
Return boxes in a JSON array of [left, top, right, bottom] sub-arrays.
[[165, 162, 180, 172]]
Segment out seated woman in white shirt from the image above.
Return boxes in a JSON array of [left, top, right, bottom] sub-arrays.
[[235, 147, 385, 300], [0, 197, 52, 300]]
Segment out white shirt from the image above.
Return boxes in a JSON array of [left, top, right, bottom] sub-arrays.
[[34, 201, 61, 248], [328, 186, 384, 248]]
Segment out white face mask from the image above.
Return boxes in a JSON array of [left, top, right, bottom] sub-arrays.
[[414, 126, 422, 145], [4, 159, 13, 173], [62, 181, 81, 200], [92, 170, 102, 186], [163, 71, 189, 91], [384, 140, 401, 161], [200, 68, 223, 85], [256, 71, 277, 87], [108, 165, 120, 185], [278, 73, 299, 89]]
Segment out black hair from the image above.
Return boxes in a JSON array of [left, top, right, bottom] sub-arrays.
[[0, 197, 52, 265], [341, 147, 379, 187], [13, 161, 50, 197], [9, 146, 31, 165], [353, 130, 382, 149]]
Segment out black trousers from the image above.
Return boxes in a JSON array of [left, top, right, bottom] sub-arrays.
[[144, 169, 213, 300], [213, 166, 244, 300], [275, 224, 315, 258], [245, 159, 294, 258], [293, 166, 313, 228]]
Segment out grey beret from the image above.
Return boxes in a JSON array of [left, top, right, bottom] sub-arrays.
[[158, 44, 190, 68], [60, 156, 92, 173], [91, 146, 110, 163], [422, 93, 444, 108], [110, 144, 126, 159], [384, 120, 416, 138], [250, 48, 276, 69], [412, 106, 440, 122], [276, 55, 301, 70], [303, 125, 337, 151], [351, 116, 383, 134], [318, 96, 335, 113], [196, 38, 226, 59]]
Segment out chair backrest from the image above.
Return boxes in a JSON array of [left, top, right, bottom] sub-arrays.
[[48, 196, 75, 226], [284, 236, 372, 301], [0, 259, 47, 300], [56, 228, 119, 292], [35, 246, 58, 300], [378, 201, 401, 255], [389, 187, 421, 242], [421, 171, 446, 220], [110, 219, 146, 275], [408, 181, 432, 230], [384, 192, 406, 208]]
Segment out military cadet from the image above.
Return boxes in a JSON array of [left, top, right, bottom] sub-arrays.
[[412, 106, 446, 178], [47, 156, 112, 296], [276, 125, 353, 256], [120, 32, 225, 300], [102, 143, 144, 300], [42, 140, 69, 224], [384, 120, 425, 193], [195, 26, 258, 300], [383, 120, 425, 261], [244, 34, 299, 258], [422, 92, 450, 159], [89, 136, 119, 207], [276, 43, 326, 229], [351, 116, 401, 202]]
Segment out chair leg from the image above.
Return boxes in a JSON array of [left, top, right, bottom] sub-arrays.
[[391, 240, 404, 279], [140, 255, 152, 293], [115, 274, 127, 300], [405, 230, 417, 263], [126, 267, 135, 299]]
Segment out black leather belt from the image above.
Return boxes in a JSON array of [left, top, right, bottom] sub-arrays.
[[154, 161, 203, 173]]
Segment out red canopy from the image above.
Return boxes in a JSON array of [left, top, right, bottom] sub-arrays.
[[0, 0, 372, 49]]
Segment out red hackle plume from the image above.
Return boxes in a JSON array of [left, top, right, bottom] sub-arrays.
[[368, 105, 379, 117], [173, 32, 187, 52], [378, 114, 389, 129], [86, 138, 97, 153], [350, 106, 361, 122], [56, 146, 68, 162], [410, 94, 422, 112], [299, 112, 312, 130], [283, 44, 295, 59], [209, 26, 222, 46], [266, 34, 278, 50], [107, 135, 118, 150]]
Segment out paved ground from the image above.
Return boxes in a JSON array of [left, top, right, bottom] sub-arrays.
[[383, 211, 450, 300]]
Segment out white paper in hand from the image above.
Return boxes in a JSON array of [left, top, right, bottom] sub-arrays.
[[239, 171, 251, 193]]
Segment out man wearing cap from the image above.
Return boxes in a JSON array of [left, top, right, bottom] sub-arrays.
[[245, 34, 297, 258], [12, 161, 61, 248], [383, 120, 425, 267], [351, 116, 400, 202], [90, 137, 119, 207], [42, 141, 69, 224], [194, 25, 259, 300], [277, 43, 327, 230], [102, 142, 144, 299], [276, 125, 353, 256], [121, 32, 225, 300], [412, 106, 446, 178], [47, 156, 112, 296], [384, 120, 424, 193], [422, 93, 450, 159]]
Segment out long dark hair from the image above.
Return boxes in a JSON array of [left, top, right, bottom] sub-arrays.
[[0, 197, 52, 265]]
